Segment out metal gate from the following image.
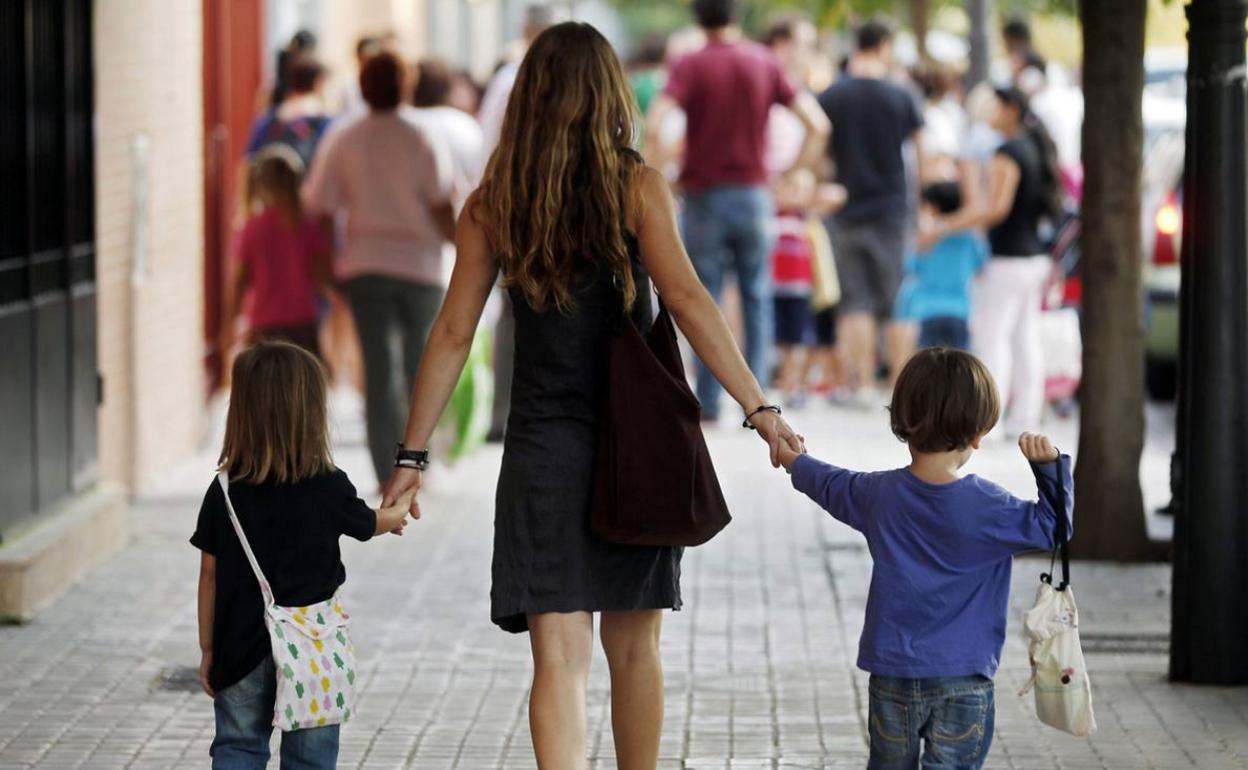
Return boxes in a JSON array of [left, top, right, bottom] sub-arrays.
[[0, 0, 98, 542]]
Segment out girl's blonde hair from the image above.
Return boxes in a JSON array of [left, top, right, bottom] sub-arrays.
[[474, 21, 643, 314], [219, 341, 334, 484], [245, 144, 305, 225]]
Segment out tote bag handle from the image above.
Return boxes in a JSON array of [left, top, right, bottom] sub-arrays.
[[216, 471, 276, 607]]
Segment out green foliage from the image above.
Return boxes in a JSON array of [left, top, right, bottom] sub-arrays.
[[605, 0, 1082, 46], [1001, 0, 1078, 17]]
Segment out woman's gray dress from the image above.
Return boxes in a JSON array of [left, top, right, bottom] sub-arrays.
[[491, 249, 683, 633]]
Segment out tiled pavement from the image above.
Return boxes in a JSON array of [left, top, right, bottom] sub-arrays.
[[1, 391, 1245, 769]]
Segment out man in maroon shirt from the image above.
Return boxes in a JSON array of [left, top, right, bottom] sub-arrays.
[[646, 0, 827, 422]]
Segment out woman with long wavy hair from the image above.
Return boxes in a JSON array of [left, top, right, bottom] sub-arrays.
[[383, 22, 803, 769]]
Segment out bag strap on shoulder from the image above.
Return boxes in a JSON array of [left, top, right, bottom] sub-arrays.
[[1032, 454, 1070, 591], [216, 471, 276, 607]]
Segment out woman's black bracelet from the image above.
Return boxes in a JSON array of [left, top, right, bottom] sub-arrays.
[[742, 404, 782, 430]]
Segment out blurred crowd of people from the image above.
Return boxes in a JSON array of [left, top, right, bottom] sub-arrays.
[[222, 1, 1081, 488], [639, 0, 1078, 438]]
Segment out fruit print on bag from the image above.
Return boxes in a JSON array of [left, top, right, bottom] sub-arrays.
[[268, 602, 358, 730]]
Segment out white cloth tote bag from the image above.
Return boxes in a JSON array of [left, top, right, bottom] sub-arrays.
[[217, 472, 357, 731], [1018, 457, 1097, 737]]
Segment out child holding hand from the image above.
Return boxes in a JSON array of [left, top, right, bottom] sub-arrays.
[[778, 347, 1074, 770], [192, 341, 412, 769]]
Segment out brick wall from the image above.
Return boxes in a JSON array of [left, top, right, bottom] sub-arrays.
[[94, 1, 206, 492]]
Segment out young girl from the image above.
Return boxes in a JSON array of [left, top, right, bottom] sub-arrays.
[[221, 145, 332, 359], [192, 341, 410, 769]]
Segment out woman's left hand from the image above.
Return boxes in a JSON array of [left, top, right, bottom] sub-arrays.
[[748, 411, 806, 468], [383, 467, 423, 511]]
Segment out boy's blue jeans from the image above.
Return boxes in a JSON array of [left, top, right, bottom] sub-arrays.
[[867, 674, 995, 770], [211, 657, 339, 770]]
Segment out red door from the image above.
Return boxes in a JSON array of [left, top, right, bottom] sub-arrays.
[[203, 0, 263, 391]]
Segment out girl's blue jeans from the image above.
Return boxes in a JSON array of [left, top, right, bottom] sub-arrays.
[[867, 674, 995, 770], [211, 657, 339, 770]]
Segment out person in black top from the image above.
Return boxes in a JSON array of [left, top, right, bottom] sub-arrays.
[[922, 86, 1063, 437], [817, 19, 925, 401], [192, 342, 410, 769]]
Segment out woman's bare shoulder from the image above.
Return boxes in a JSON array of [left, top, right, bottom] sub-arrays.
[[628, 165, 672, 232]]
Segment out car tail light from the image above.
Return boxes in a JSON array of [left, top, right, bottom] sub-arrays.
[[1156, 199, 1180, 236], [1153, 194, 1181, 264]]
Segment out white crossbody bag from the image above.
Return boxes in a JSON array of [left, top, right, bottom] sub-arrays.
[[1018, 457, 1097, 737], [217, 472, 357, 731]]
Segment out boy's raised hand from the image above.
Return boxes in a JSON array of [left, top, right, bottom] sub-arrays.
[[1018, 432, 1059, 464]]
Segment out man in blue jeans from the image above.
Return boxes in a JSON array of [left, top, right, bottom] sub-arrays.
[[647, 0, 827, 421]]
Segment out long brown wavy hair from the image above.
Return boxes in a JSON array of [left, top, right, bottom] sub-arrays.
[[475, 22, 643, 313]]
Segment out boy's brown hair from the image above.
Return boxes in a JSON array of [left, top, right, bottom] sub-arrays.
[[889, 348, 1001, 453], [220, 341, 335, 484]]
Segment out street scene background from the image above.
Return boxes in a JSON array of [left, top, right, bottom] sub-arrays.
[[2, 0, 1247, 767]]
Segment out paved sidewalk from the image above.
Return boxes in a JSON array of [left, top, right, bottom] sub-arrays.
[[0, 392, 1244, 769]]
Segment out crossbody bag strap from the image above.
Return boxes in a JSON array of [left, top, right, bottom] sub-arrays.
[[216, 471, 276, 607]]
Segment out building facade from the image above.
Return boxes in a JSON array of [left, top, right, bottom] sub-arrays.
[[1, 0, 516, 619]]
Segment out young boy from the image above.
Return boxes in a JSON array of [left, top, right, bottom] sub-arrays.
[[778, 347, 1073, 770], [906, 182, 987, 350]]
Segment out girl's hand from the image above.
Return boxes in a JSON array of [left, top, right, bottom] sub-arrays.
[[376, 490, 417, 537], [748, 411, 806, 468], [1019, 432, 1059, 464], [199, 651, 214, 697]]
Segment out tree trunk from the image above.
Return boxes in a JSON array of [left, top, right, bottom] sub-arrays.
[[1072, 0, 1162, 561], [910, 0, 929, 61]]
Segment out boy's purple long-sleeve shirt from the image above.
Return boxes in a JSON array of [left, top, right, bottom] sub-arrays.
[[790, 453, 1074, 679]]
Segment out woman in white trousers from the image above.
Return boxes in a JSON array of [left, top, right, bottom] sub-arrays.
[[920, 85, 1063, 434]]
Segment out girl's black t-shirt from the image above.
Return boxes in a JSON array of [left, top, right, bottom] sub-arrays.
[[190, 469, 376, 693]]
